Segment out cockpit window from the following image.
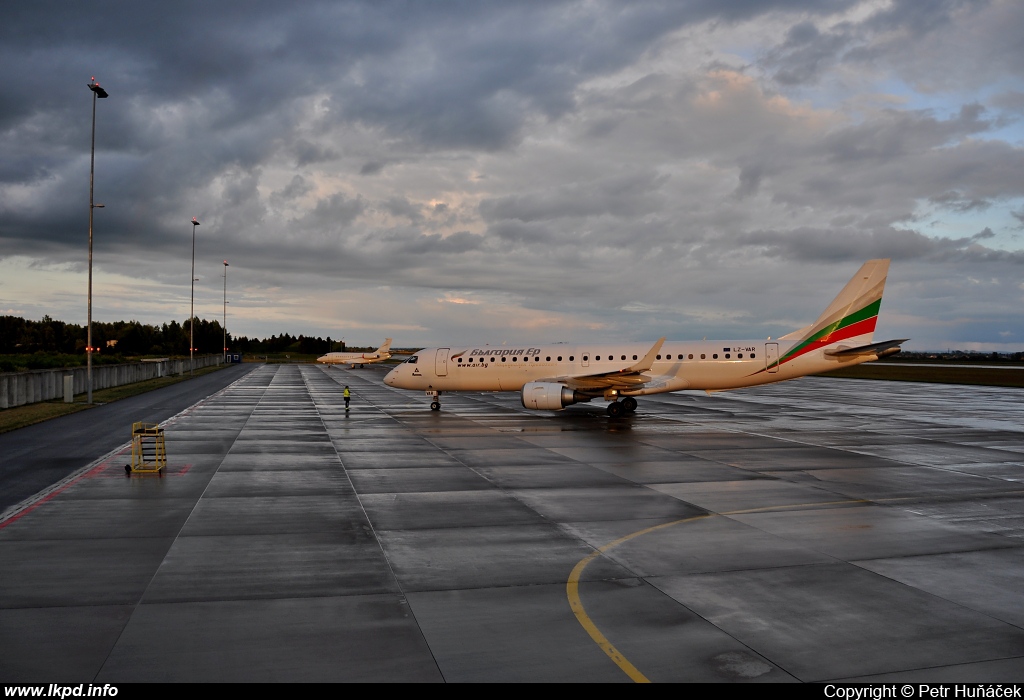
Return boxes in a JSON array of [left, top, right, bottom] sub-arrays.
[[406, 355, 419, 364]]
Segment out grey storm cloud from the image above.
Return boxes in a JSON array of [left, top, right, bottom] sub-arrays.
[[821, 104, 990, 165], [1, 0, 1022, 348], [273, 175, 314, 203], [379, 230, 485, 256], [489, 220, 557, 245], [992, 91, 1024, 114], [294, 141, 338, 167], [731, 106, 1024, 217], [735, 226, 1024, 264], [763, 20, 855, 86], [296, 193, 367, 233], [928, 192, 992, 213], [759, 0, 1014, 90], [480, 171, 668, 223], [380, 196, 424, 223]]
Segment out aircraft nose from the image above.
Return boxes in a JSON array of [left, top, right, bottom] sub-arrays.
[[383, 369, 396, 386]]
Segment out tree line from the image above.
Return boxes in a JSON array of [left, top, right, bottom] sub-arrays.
[[231, 333, 345, 355], [1, 315, 229, 356], [0, 315, 347, 359]]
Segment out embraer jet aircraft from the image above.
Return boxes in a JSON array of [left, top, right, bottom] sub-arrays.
[[384, 260, 907, 416], [318, 338, 394, 368]]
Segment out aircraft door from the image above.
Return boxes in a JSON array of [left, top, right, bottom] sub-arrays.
[[766, 343, 779, 373], [435, 348, 450, 377]]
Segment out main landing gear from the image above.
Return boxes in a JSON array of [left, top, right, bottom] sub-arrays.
[[606, 396, 638, 417]]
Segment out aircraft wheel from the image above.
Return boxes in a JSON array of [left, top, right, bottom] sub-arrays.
[[430, 401, 441, 411], [606, 401, 624, 418], [622, 397, 637, 413]]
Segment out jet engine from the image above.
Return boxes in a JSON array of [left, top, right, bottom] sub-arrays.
[[520, 382, 586, 410]]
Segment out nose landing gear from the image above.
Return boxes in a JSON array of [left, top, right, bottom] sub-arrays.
[[428, 390, 442, 411]]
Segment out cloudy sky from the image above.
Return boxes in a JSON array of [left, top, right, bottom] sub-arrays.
[[2, 0, 1022, 350]]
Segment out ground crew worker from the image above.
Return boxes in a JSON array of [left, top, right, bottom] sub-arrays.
[[344, 385, 351, 410]]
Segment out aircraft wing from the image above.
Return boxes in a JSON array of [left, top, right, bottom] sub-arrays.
[[538, 338, 666, 391]]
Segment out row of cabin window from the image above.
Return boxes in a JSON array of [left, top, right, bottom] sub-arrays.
[[456, 351, 756, 364]]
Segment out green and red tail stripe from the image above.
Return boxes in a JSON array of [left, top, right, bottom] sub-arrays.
[[776, 298, 881, 366]]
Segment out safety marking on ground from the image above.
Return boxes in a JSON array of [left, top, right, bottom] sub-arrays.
[[567, 498, 869, 682], [0, 368, 258, 528], [0, 444, 130, 530]]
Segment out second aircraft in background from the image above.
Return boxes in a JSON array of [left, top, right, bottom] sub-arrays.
[[318, 338, 394, 368]]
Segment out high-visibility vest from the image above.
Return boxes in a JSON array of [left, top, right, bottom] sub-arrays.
[[344, 388, 350, 398]]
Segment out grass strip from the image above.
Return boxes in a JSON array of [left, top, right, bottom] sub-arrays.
[[0, 364, 228, 434], [820, 364, 1024, 388]]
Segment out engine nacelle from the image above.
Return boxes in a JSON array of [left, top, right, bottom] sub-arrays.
[[521, 382, 584, 410]]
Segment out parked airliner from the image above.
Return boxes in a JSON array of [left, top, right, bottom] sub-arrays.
[[383, 260, 907, 416], [318, 338, 394, 368]]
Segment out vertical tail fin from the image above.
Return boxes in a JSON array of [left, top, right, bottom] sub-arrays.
[[378, 338, 393, 353], [779, 259, 889, 350]]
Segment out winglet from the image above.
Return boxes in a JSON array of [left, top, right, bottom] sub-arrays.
[[625, 337, 665, 373]]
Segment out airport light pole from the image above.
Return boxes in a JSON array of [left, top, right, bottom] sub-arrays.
[[86, 77, 108, 404], [222, 260, 228, 361], [190, 217, 200, 375]]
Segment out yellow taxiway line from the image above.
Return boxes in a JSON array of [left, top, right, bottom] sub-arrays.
[[566, 499, 870, 682]]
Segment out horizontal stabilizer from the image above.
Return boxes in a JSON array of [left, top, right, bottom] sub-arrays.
[[824, 338, 908, 358]]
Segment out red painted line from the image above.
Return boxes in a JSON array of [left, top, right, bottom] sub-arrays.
[[0, 454, 195, 530], [0, 458, 113, 530], [1, 369, 254, 529]]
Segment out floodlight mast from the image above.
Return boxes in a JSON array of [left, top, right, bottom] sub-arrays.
[[190, 217, 200, 375], [223, 260, 229, 361], [86, 77, 108, 404]]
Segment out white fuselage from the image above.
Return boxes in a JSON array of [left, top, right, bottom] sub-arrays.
[[383, 260, 897, 411], [383, 338, 869, 396]]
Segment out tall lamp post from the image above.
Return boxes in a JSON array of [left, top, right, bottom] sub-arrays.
[[222, 260, 229, 361], [86, 77, 108, 404], [190, 217, 200, 375]]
